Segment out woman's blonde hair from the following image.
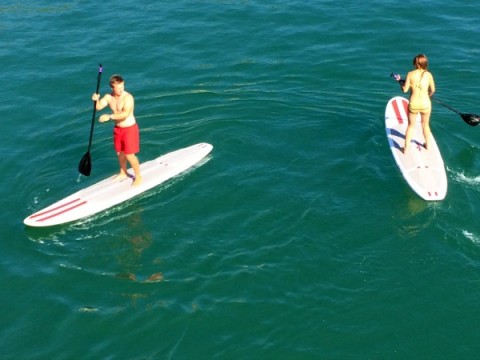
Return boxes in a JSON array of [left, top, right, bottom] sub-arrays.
[[413, 54, 428, 70]]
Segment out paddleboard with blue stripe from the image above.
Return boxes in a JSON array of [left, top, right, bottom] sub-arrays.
[[385, 96, 447, 200]]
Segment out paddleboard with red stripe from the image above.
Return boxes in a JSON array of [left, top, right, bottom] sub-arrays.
[[385, 96, 447, 200], [24, 143, 213, 227]]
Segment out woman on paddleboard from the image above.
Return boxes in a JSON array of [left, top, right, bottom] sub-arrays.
[[397, 54, 436, 153], [92, 75, 142, 186]]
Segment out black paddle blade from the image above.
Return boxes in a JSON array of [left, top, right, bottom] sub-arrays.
[[78, 152, 92, 176], [461, 113, 480, 127]]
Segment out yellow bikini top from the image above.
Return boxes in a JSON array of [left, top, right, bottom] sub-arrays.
[[414, 70, 426, 90]]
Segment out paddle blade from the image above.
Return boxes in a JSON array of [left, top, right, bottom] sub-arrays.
[[461, 113, 480, 127], [78, 152, 92, 176]]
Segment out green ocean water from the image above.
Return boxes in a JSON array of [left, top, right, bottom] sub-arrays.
[[2, 1, 480, 358]]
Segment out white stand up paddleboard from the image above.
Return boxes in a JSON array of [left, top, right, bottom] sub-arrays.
[[385, 96, 447, 200], [24, 143, 213, 227]]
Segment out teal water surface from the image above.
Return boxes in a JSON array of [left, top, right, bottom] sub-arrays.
[[2, 1, 480, 359]]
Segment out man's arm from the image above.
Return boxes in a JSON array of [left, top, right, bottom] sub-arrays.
[[92, 93, 109, 110]]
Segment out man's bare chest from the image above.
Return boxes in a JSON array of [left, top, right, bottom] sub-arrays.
[[109, 96, 126, 112]]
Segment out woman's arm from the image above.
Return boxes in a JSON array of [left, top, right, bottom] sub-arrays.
[[400, 73, 410, 93], [428, 73, 435, 97]]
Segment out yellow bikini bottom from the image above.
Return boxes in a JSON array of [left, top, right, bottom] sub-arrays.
[[409, 102, 431, 114]]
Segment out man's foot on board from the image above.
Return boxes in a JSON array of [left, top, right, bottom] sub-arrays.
[[424, 143, 429, 150], [115, 173, 128, 181], [132, 176, 143, 187]]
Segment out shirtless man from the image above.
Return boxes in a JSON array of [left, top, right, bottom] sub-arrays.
[[399, 54, 436, 153], [92, 75, 142, 186]]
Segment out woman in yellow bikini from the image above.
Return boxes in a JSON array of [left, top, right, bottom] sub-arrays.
[[399, 54, 436, 153]]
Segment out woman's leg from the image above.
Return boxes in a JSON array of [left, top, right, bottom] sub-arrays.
[[420, 109, 432, 149], [404, 112, 417, 153]]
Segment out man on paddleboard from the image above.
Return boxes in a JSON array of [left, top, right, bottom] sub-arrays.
[[92, 75, 142, 186], [397, 54, 436, 154]]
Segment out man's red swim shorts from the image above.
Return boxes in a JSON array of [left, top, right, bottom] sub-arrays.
[[113, 123, 140, 154]]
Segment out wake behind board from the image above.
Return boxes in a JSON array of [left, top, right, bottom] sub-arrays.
[[385, 96, 447, 201], [24, 143, 213, 227]]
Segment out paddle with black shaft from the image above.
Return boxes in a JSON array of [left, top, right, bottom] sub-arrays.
[[78, 64, 103, 176], [431, 97, 480, 127], [390, 73, 480, 127]]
